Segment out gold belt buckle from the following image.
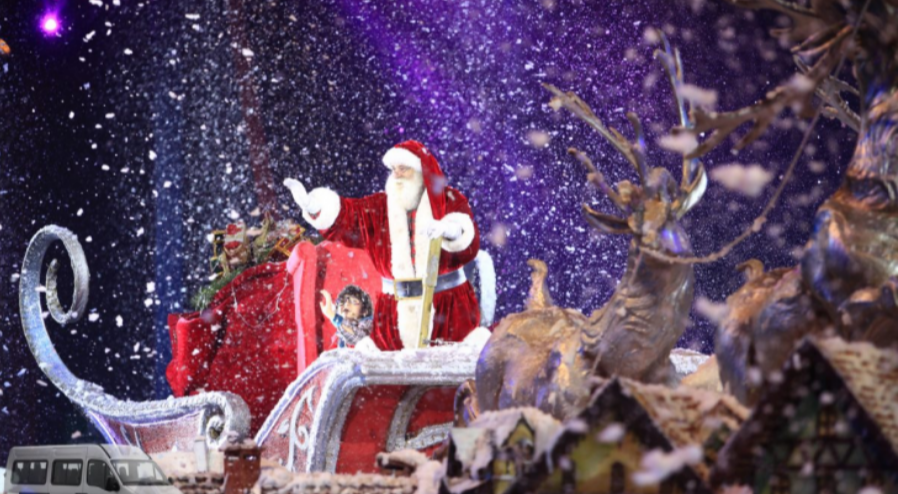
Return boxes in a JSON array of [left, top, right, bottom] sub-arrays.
[[392, 277, 423, 301]]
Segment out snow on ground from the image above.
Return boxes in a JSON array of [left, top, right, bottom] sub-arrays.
[[154, 447, 420, 494], [259, 470, 416, 494]]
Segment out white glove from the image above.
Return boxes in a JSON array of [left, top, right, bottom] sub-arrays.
[[427, 219, 463, 241], [283, 178, 321, 215]]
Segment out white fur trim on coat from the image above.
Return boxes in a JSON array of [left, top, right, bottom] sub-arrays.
[[387, 187, 437, 348], [474, 250, 496, 326], [386, 187, 434, 280], [382, 147, 422, 171], [396, 298, 434, 350], [302, 187, 341, 230], [439, 212, 476, 253]]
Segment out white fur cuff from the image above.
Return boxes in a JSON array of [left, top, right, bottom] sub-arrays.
[[302, 187, 341, 230], [382, 147, 422, 171], [440, 212, 476, 253]]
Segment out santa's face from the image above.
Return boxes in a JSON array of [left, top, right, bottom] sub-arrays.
[[386, 165, 424, 212], [392, 164, 417, 180]]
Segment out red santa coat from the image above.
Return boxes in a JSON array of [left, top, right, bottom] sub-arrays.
[[302, 142, 480, 350]]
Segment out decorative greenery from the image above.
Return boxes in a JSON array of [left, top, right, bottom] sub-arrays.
[[185, 214, 317, 311], [190, 267, 246, 311]]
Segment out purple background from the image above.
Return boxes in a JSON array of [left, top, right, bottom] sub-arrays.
[[0, 0, 854, 455]]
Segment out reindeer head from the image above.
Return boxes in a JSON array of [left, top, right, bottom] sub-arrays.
[[546, 36, 707, 256]]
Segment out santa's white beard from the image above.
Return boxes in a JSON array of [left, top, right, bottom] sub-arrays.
[[386, 173, 424, 212]]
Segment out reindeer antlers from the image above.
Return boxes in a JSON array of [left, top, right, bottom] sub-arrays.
[[544, 83, 650, 189], [546, 31, 710, 217], [567, 147, 627, 212], [654, 32, 707, 214]]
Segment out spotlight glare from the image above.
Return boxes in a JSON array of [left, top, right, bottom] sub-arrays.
[[40, 14, 60, 35]]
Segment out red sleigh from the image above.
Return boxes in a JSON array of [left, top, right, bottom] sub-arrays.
[[164, 241, 387, 434], [20, 226, 496, 474]]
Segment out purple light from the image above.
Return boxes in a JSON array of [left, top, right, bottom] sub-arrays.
[[40, 14, 60, 35]]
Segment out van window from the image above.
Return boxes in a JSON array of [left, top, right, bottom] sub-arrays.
[[86, 461, 111, 489], [11, 461, 48, 485], [51, 460, 83, 486], [111, 460, 169, 486]]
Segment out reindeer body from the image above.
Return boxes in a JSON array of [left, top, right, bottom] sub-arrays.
[[473, 240, 694, 421], [717, 134, 898, 404], [718, 109, 898, 403], [456, 38, 707, 424]]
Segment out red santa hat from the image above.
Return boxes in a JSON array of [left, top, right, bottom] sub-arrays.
[[383, 140, 448, 219]]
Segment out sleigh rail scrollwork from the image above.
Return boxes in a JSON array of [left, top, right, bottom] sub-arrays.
[[19, 225, 251, 451]]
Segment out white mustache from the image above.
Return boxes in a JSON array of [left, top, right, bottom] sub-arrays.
[[387, 174, 424, 211]]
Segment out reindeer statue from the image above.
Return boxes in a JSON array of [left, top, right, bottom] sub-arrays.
[[709, 0, 898, 405], [456, 38, 708, 424]]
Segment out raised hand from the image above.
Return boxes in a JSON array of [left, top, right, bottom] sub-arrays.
[[319, 290, 337, 320], [284, 178, 315, 212]]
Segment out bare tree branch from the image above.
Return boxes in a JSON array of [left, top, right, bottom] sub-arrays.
[[680, 23, 853, 159], [724, 0, 837, 43], [795, 58, 861, 131], [643, 0, 873, 264]]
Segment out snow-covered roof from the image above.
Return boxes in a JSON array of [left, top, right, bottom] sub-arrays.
[[376, 449, 429, 469], [812, 337, 898, 453], [711, 337, 898, 488], [275, 472, 416, 494], [502, 378, 733, 492], [624, 379, 749, 445], [447, 408, 563, 479], [669, 348, 711, 378], [221, 432, 259, 451], [449, 427, 492, 470], [468, 407, 562, 459], [620, 379, 749, 480], [534, 377, 746, 483], [258, 461, 419, 494]]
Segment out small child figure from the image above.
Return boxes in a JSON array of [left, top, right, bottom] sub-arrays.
[[319, 285, 374, 348]]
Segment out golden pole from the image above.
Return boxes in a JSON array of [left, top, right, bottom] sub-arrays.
[[418, 237, 442, 348]]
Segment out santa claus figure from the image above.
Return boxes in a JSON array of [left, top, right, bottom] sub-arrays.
[[284, 140, 481, 350]]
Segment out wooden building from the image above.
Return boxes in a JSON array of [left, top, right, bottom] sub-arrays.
[[443, 408, 561, 494], [711, 338, 898, 493], [505, 378, 747, 494]]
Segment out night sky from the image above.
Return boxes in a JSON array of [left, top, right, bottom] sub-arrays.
[[0, 0, 856, 458]]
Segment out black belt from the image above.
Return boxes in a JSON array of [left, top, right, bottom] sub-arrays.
[[382, 269, 467, 300]]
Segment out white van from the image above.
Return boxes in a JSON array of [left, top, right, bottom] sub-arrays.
[[4, 444, 181, 494]]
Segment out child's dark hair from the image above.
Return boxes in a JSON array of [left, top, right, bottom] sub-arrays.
[[336, 284, 373, 318]]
